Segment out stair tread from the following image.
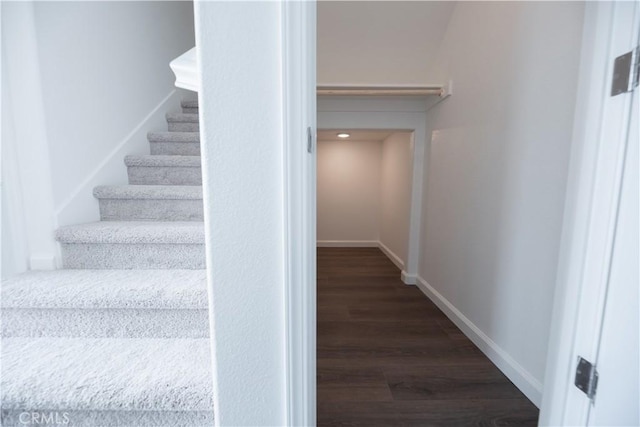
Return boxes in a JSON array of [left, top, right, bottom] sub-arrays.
[[125, 155, 201, 167], [55, 221, 204, 244], [181, 99, 198, 108], [94, 185, 203, 200], [166, 113, 199, 123], [1, 270, 207, 310], [147, 132, 199, 142], [1, 337, 213, 411]]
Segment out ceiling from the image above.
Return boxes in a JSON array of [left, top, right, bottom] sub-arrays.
[[317, 130, 407, 142]]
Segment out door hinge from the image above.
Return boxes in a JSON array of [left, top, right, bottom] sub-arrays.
[[611, 46, 640, 96], [574, 356, 599, 401], [307, 127, 313, 154]]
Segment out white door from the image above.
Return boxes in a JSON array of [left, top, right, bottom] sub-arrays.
[[587, 73, 639, 426], [540, 1, 639, 426], [585, 3, 639, 424]]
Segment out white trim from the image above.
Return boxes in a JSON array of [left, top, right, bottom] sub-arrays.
[[416, 276, 543, 407], [317, 240, 378, 248], [317, 86, 442, 97], [28, 254, 57, 271], [318, 83, 444, 90], [2, 2, 58, 271], [169, 47, 200, 92], [282, 1, 316, 426], [54, 90, 178, 220], [318, 102, 430, 281], [377, 240, 404, 271], [400, 271, 416, 285], [318, 96, 435, 113]]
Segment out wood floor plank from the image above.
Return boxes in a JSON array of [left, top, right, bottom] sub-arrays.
[[385, 364, 525, 401], [318, 400, 538, 427], [318, 320, 449, 341], [317, 247, 538, 426]]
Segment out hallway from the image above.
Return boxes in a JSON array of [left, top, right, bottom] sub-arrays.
[[317, 247, 539, 426]]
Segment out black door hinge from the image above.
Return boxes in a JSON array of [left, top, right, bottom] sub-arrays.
[[612, 46, 640, 96], [574, 356, 599, 401]]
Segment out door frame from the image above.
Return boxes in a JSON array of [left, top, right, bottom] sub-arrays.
[[539, 2, 639, 425], [282, 1, 317, 426], [317, 97, 432, 284]]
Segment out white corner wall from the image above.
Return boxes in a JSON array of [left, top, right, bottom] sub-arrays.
[[2, 1, 59, 274], [1, 1, 195, 274], [417, 1, 585, 406], [317, 139, 382, 245], [195, 1, 286, 425], [379, 132, 413, 269], [33, 1, 195, 227]]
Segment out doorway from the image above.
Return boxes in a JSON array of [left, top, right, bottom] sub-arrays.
[[317, 97, 432, 283], [315, 113, 539, 425], [317, 129, 413, 273]]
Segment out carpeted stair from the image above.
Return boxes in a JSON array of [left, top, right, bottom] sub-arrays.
[[147, 132, 201, 156], [1, 99, 214, 426], [125, 155, 202, 185]]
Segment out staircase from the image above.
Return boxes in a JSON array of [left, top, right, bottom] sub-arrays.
[[1, 100, 215, 426]]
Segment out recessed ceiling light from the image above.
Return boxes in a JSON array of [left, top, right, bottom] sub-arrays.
[[337, 133, 350, 138]]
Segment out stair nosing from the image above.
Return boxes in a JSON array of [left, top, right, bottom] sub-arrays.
[[147, 132, 200, 143], [55, 221, 205, 244], [93, 185, 203, 200], [1, 270, 208, 310], [1, 337, 213, 412], [124, 155, 201, 167], [181, 99, 198, 108], [166, 113, 199, 123]]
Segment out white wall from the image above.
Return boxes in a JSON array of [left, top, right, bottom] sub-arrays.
[[317, 1, 454, 86], [2, 63, 29, 278], [33, 1, 195, 226], [417, 1, 585, 406], [317, 139, 382, 244], [195, 1, 286, 425], [1, 1, 195, 274], [2, 2, 59, 274], [379, 132, 413, 268]]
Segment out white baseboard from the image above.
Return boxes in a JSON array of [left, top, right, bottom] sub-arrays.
[[400, 270, 417, 285], [316, 240, 378, 247], [416, 276, 543, 407], [29, 254, 57, 270], [377, 241, 405, 271]]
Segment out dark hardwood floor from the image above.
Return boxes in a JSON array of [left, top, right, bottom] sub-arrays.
[[317, 247, 539, 427]]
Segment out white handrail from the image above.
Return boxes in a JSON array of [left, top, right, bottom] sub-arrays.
[[170, 47, 199, 92]]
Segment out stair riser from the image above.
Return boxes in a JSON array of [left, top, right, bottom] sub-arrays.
[[60, 244, 205, 269], [150, 142, 201, 156], [1, 410, 214, 427], [2, 308, 209, 338], [98, 199, 203, 221], [168, 122, 199, 132], [182, 107, 199, 114], [127, 166, 202, 185]]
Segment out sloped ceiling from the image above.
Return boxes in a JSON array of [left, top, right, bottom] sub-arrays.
[[317, 1, 456, 86]]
